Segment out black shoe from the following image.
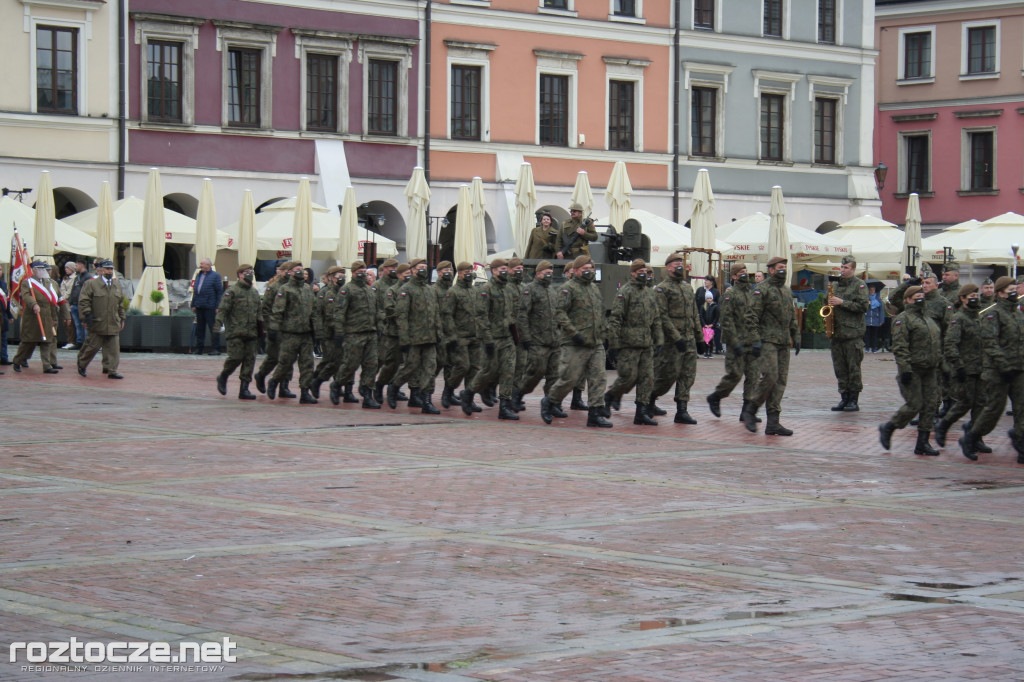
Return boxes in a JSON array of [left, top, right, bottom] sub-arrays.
[[267, 377, 279, 399], [498, 398, 520, 420], [311, 377, 324, 399], [387, 384, 399, 409], [707, 392, 721, 418], [102, 369, 109, 374], [914, 430, 939, 456], [509, 389, 523, 413], [329, 381, 342, 406], [0, 360, 12, 365], [77, 366, 87, 377], [843, 392, 860, 412], [52, 364, 63, 370], [360, 386, 382, 409], [279, 382, 297, 399], [586, 406, 612, 428], [647, 399, 667, 416], [975, 439, 993, 454], [831, 392, 850, 411], [959, 430, 979, 461], [255, 372, 267, 394], [12, 363, 21, 373], [373, 381, 385, 405], [765, 411, 793, 436], [878, 421, 896, 450], [739, 401, 763, 423], [460, 390, 479, 416], [216, 373, 228, 396], [239, 381, 256, 400], [107, 372, 124, 380], [933, 420, 950, 447], [570, 389, 588, 411], [674, 401, 697, 425], [396, 389, 409, 402], [441, 386, 453, 409], [43, 368, 59, 374], [408, 388, 424, 408], [540, 396, 554, 424], [634, 403, 657, 426], [605, 391, 621, 412], [741, 403, 758, 433], [21, 361, 28, 368], [550, 402, 568, 419], [479, 388, 495, 408], [343, 384, 360, 404], [300, 388, 318, 404], [421, 392, 441, 414]]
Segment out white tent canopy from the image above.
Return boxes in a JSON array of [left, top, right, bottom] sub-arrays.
[[920, 212, 1021, 264], [717, 212, 851, 261], [831, 215, 907, 264], [0, 196, 96, 261], [596, 208, 732, 267], [63, 197, 233, 248]]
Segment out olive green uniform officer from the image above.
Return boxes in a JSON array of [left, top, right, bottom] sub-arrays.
[[960, 276, 1024, 462], [650, 252, 702, 424], [14, 260, 70, 374], [378, 262, 412, 407], [878, 285, 943, 455], [329, 260, 381, 409], [312, 267, 352, 401], [555, 203, 598, 261], [707, 263, 762, 421], [75, 259, 124, 378], [267, 262, 317, 404], [525, 212, 559, 260], [828, 257, 870, 411], [460, 258, 519, 420], [394, 258, 444, 414], [255, 263, 293, 396], [605, 259, 664, 426], [934, 283, 991, 452], [447, 263, 483, 413], [743, 256, 799, 436], [214, 264, 261, 399], [541, 255, 612, 428]]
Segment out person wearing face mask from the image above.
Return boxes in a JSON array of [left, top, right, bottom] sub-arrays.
[[517, 260, 564, 415], [392, 258, 443, 413], [507, 258, 529, 411], [267, 262, 317, 404], [448, 262, 482, 413], [878, 285, 943, 455], [311, 267, 351, 401], [742, 256, 799, 436], [959, 276, 1024, 462], [605, 259, 663, 426], [75, 259, 124, 379], [370, 259, 400, 404], [255, 262, 294, 397], [541, 256, 611, 427], [827, 256, 870, 412], [649, 252, 703, 425], [433, 261, 458, 408], [379, 263, 413, 407], [917, 268, 956, 420], [461, 258, 520, 420], [561, 262, 589, 411], [707, 263, 762, 421], [933, 283, 989, 452], [329, 260, 381, 409], [214, 264, 261, 399]]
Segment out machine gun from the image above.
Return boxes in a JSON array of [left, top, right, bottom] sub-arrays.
[[601, 218, 650, 263], [562, 213, 594, 256]]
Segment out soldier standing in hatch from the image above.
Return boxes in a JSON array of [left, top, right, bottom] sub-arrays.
[[555, 202, 598, 260], [215, 264, 261, 400], [267, 262, 317, 404], [649, 252, 702, 425], [526, 212, 559, 260], [827, 257, 870, 412]]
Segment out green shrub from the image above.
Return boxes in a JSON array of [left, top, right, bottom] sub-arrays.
[[150, 290, 165, 304], [804, 293, 826, 333]]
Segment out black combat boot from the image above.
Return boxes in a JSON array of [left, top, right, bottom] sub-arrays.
[[460, 389, 479, 416], [407, 387, 424, 408], [311, 376, 325, 399], [498, 398, 520, 420], [674, 401, 697, 424], [764, 411, 793, 436], [254, 371, 267, 394], [739, 400, 762, 423], [831, 392, 849, 411], [238, 381, 256, 400], [421, 392, 441, 415], [914, 430, 939, 456], [216, 372, 228, 396], [343, 383, 360, 403], [570, 388, 588, 411], [975, 439, 993, 454], [936, 398, 951, 419], [300, 387, 318, 404], [479, 387, 495, 407], [843, 392, 860, 412], [373, 381, 385, 405], [706, 392, 721, 418], [396, 388, 409, 401], [741, 401, 758, 433], [329, 381, 342, 405], [647, 398, 667, 416], [514, 388, 526, 412], [266, 377, 279, 400], [586, 406, 612, 428], [878, 421, 896, 450], [1009, 429, 1024, 462], [598, 402, 612, 418], [933, 419, 951, 447], [359, 386, 381, 409], [550, 401, 568, 418], [958, 428, 979, 461], [387, 384, 399, 409], [279, 382, 297, 399], [509, 389, 523, 412], [441, 385, 453, 408], [634, 402, 657, 426], [605, 391, 621, 411]]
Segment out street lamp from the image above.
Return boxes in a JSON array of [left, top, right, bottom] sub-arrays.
[[2, 187, 32, 202], [906, 245, 918, 277], [873, 162, 888, 191], [1012, 243, 1020, 279]]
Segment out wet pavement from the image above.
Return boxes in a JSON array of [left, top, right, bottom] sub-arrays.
[[1, 347, 1023, 681]]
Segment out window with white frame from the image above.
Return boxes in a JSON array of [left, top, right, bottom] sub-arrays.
[[214, 20, 279, 129], [609, 0, 642, 20], [694, 0, 716, 30], [962, 127, 996, 192], [818, 0, 837, 44], [133, 13, 202, 126], [446, 41, 493, 142], [294, 30, 352, 134], [535, 50, 580, 147], [753, 70, 799, 162], [763, 0, 787, 38], [604, 56, 647, 152], [961, 20, 1000, 78], [358, 38, 415, 138], [898, 26, 935, 82], [808, 75, 850, 166], [684, 63, 731, 157], [541, 0, 572, 11]]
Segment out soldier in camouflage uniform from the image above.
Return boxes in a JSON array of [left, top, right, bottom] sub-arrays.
[[371, 258, 400, 404], [979, 278, 995, 305], [742, 256, 799, 436], [312, 266, 354, 401], [960, 276, 1024, 463], [541, 255, 611, 427], [448, 262, 482, 412], [605, 259, 663, 426], [938, 262, 961, 304], [329, 260, 381, 409], [827, 257, 870, 412], [433, 261, 457, 407], [507, 257, 529, 411], [378, 262, 411, 407], [215, 264, 261, 400], [707, 263, 762, 421], [878, 285, 943, 455], [650, 252, 702, 424], [555, 203, 598, 260], [517, 260, 564, 417], [393, 258, 443, 414], [255, 262, 293, 397], [934, 284, 990, 452], [559, 262, 589, 410], [461, 258, 519, 420], [267, 262, 317, 404]]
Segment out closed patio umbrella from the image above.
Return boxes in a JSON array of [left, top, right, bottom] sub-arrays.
[[900, 193, 922, 275], [33, 170, 56, 264], [404, 167, 429, 261], [194, 178, 218, 268], [688, 168, 716, 279], [453, 185, 475, 268], [513, 164, 535, 257], [470, 177, 488, 267], [767, 186, 790, 286], [336, 186, 360, 267], [95, 181, 115, 262], [130, 168, 169, 314], [605, 160, 633, 234], [292, 177, 314, 267], [571, 170, 594, 217], [236, 189, 257, 268]]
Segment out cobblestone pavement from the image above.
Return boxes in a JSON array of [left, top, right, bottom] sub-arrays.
[[2, 348, 1022, 681]]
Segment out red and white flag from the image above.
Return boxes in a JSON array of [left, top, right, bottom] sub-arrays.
[[9, 228, 30, 316]]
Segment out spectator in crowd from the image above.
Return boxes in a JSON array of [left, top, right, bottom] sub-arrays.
[[865, 283, 885, 352], [190, 258, 223, 355], [699, 291, 720, 359], [0, 265, 12, 366]]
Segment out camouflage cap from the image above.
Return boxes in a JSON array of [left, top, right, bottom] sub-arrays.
[[944, 261, 960, 272], [536, 260, 554, 272], [630, 258, 646, 273], [994, 276, 1016, 292], [841, 256, 857, 266], [983, 277, 994, 285], [572, 255, 592, 270]]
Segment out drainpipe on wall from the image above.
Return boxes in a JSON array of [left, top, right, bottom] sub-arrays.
[[424, 0, 432, 186], [117, 0, 126, 199], [671, 0, 680, 224]]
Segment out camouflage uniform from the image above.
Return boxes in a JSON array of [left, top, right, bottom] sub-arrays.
[[518, 275, 560, 395], [829, 274, 870, 400], [749, 273, 799, 417], [395, 273, 443, 396], [887, 304, 942, 431], [312, 279, 342, 385], [332, 277, 379, 392], [937, 302, 985, 437], [938, 279, 961, 304], [557, 217, 598, 259], [375, 274, 405, 388], [712, 278, 760, 404], [435, 276, 454, 382], [547, 276, 607, 407], [256, 274, 292, 386], [270, 277, 315, 389], [447, 276, 481, 392], [651, 273, 701, 407], [967, 296, 1024, 451], [607, 277, 663, 406], [508, 272, 529, 397], [215, 279, 261, 383], [468, 274, 517, 400]]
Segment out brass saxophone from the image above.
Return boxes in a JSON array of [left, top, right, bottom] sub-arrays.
[[820, 281, 835, 338]]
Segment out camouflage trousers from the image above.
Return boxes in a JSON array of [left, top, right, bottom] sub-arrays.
[[548, 344, 606, 407], [314, 334, 343, 382], [448, 338, 481, 389], [469, 337, 515, 399], [750, 342, 791, 415], [77, 333, 118, 373], [221, 337, 257, 383], [376, 334, 402, 385], [830, 337, 864, 393], [943, 373, 985, 427], [395, 343, 437, 394], [713, 347, 759, 401], [258, 330, 292, 381], [970, 369, 1024, 439], [519, 343, 560, 396], [652, 342, 697, 403], [271, 332, 314, 389], [889, 366, 938, 431], [608, 346, 654, 405], [514, 343, 528, 388], [334, 331, 379, 390]]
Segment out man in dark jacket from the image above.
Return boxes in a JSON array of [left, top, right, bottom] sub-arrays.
[[190, 258, 224, 355]]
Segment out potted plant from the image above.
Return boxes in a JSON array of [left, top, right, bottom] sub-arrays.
[[121, 304, 143, 349], [171, 308, 195, 349], [139, 291, 172, 348], [801, 293, 832, 350]]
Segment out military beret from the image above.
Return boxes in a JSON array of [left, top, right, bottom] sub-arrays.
[[508, 257, 523, 268], [396, 263, 411, 274], [569, 202, 583, 211], [730, 262, 747, 276], [572, 255, 592, 270], [381, 258, 398, 268], [99, 259, 115, 269], [630, 258, 646, 273], [958, 283, 978, 297], [436, 260, 453, 271], [903, 285, 924, 300], [31, 260, 49, 269], [767, 256, 788, 268], [236, 263, 254, 276], [326, 266, 345, 275], [944, 261, 960, 272], [490, 258, 508, 269], [456, 261, 473, 272], [351, 260, 367, 271], [536, 260, 554, 272], [664, 252, 684, 265], [994, 276, 1016, 292], [409, 258, 426, 268]]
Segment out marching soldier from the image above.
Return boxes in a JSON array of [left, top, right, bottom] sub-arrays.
[[933, 283, 990, 452], [461, 258, 519, 420], [434, 261, 456, 406], [214, 264, 261, 399], [555, 203, 597, 261], [707, 263, 761, 421], [508, 257, 528, 411], [517, 260, 564, 416], [255, 262, 293, 397], [560, 261, 589, 411], [379, 263, 411, 407], [267, 262, 316, 404], [605, 259, 663, 425], [75, 259, 124, 379], [329, 260, 381, 408], [828, 257, 870, 411], [541, 255, 611, 427], [650, 252, 702, 424], [878, 285, 942, 455], [372, 258, 400, 404], [393, 258, 443, 413], [312, 266, 352, 401], [742, 256, 799, 436], [13, 260, 70, 374], [448, 263, 482, 413], [525, 212, 559, 260]]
